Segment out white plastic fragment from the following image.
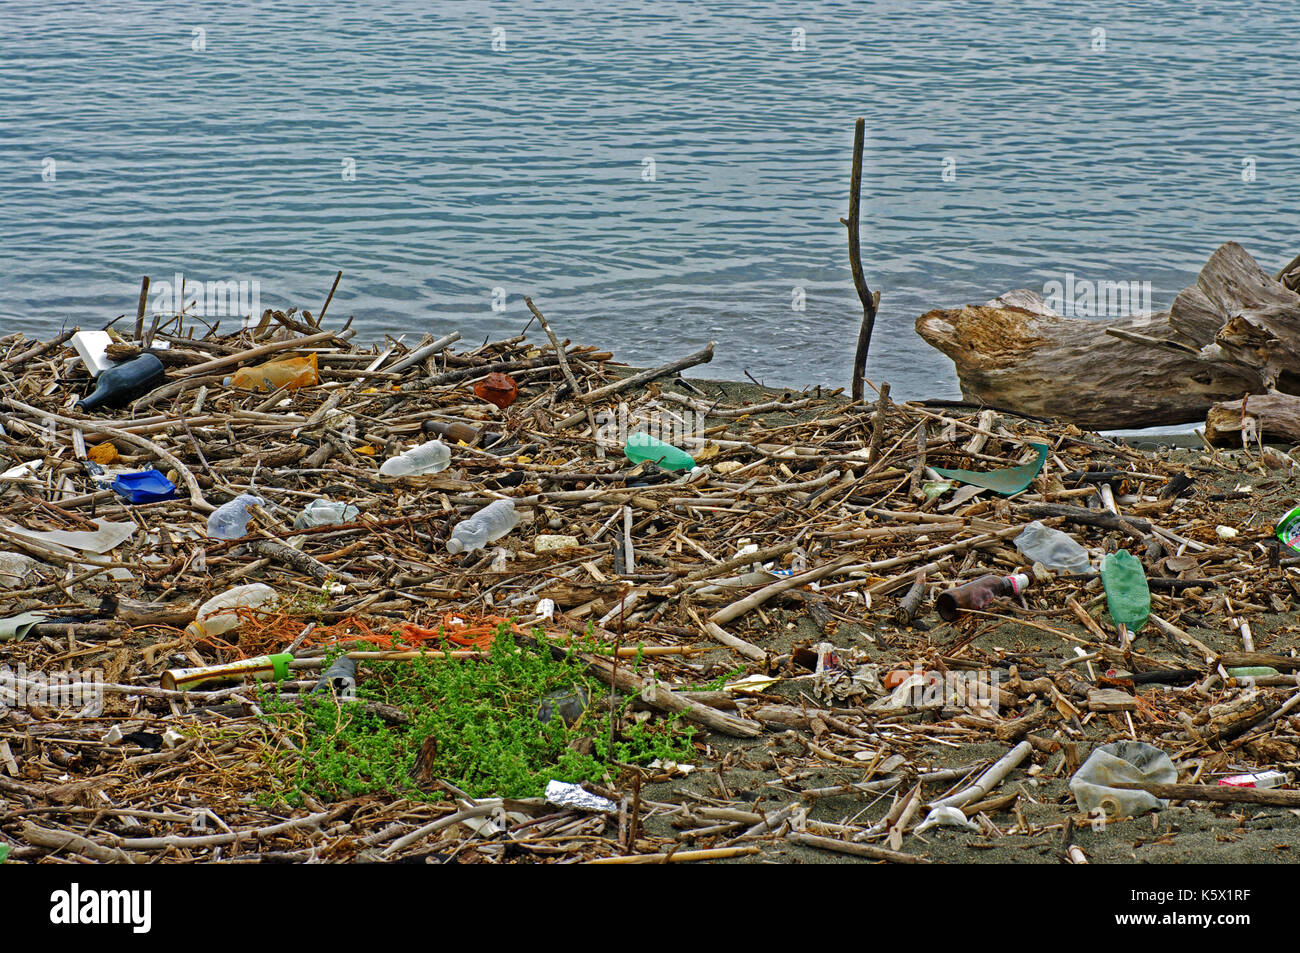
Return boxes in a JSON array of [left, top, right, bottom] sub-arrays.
[[914, 805, 980, 834]]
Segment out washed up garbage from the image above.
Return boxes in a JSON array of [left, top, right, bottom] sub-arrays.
[[87, 441, 119, 465], [0, 517, 135, 556], [1015, 520, 1091, 573], [379, 439, 450, 478], [1217, 771, 1286, 788], [161, 652, 294, 692], [70, 330, 118, 377], [624, 432, 695, 472], [294, 499, 360, 529], [184, 583, 277, 640], [534, 534, 580, 553], [1, 459, 41, 485], [544, 780, 617, 814], [915, 805, 980, 834], [1069, 741, 1176, 818], [422, 418, 503, 448], [472, 371, 519, 410], [1100, 549, 1149, 643], [0, 552, 41, 588], [935, 573, 1030, 622], [1226, 666, 1280, 678], [0, 610, 50, 642], [226, 353, 319, 391], [536, 686, 589, 726], [111, 469, 177, 504], [207, 493, 263, 539], [1276, 504, 1300, 554], [446, 499, 518, 555], [314, 657, 357, 696], [75, 353, 167, 411], [931, 442, 1048, 496]]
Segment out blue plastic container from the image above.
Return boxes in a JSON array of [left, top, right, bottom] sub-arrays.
[[111, 470, 177, 504]]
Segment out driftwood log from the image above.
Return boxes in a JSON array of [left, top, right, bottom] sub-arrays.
[[916, 242, 1300, 433]]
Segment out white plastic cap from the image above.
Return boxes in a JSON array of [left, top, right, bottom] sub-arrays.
[[1009, 572, 1031, 594]]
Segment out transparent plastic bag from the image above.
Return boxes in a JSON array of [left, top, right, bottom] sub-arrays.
[[1014, 520, 1091, 573], [1069, 741, 1176, 818]]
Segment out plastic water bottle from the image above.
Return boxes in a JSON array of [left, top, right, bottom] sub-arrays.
[[624, 433, 695, 471], [1014, 520, 1092, 573], [206, 494, 263, 539], [379, 440, 451, 478], [294, 499, 360, 529], [184, 584, 277, 640], [446, 499, 518, 554]]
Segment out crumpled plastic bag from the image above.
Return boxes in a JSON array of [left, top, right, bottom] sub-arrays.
[[915, 805, 980, 834], [1069, 741, 1175, 818]]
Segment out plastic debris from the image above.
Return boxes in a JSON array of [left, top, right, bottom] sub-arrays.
[[1069, 741, 1176, 818]]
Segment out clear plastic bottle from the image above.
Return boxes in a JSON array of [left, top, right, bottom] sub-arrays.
[[379, 440, 451, 478], [294, 499, 360, 529], [206, 494, 263, 539], [446, 499, 518, 554], [1014, 520, 1091, 573], [184, 583, 277, 639]]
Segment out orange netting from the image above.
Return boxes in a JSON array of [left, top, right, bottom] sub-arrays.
[[188, 608, 522, 658]]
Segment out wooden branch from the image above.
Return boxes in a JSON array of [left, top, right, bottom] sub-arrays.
[[786, 832, 930, 864], [555, 342, 716, 428], [1112, 782, 1300, 808], [177, 329, 339, 377], [846, 118, 880, 402]]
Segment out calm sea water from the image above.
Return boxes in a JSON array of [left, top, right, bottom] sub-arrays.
[[2, 1, 1297, 397]]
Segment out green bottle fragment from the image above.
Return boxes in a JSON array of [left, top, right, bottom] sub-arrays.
[[1099, 549, 1150, 635], [1226, 666, 1280, 678], [624, 433, 695, 472], [1276, 504, 1300, 554]]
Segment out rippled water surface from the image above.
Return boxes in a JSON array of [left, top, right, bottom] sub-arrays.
[[2, 1, 1297, 395]]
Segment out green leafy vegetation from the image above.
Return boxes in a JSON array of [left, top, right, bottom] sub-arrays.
[[262, 625, 695, 803]]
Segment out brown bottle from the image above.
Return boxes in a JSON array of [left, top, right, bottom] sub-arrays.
[[935, 573, 1030, 622], [422, 419, 502, 447]]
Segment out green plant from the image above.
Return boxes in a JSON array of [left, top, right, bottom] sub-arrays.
[[262, 626, 695, 803]]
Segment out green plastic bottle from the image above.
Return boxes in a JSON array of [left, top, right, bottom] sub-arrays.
[[624, 433, 695, 471]]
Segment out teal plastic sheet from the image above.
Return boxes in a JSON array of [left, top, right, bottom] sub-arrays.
[[932, 443, 1049, 496], [0, 610, 49, 642]]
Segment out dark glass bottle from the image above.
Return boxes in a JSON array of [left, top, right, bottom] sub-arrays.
[[421, 418, 502, 447], [76, 354, 166, 412], [935, 573, 1030, 622]]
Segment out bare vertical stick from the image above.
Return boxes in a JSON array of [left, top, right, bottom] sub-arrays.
[[318, 270, 343, 326], [868, 382, 890, 465], [523, 296, 600, 445], [909, 422, 928, 500], [845, 117, 880, 402], [622, 505, 636, 575], [134, 276, 150, 342]]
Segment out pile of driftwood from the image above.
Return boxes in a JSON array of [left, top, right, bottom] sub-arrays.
[[916, 242, 1300, 441], [0, 295, 1298, 864]]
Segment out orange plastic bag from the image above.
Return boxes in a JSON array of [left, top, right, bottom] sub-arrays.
[[228, 352, 319, 392]]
